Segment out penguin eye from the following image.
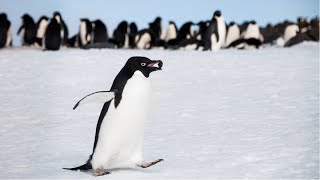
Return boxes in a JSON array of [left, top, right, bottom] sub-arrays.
[[141, 63, 146, 66]]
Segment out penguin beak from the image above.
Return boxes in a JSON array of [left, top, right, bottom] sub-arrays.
[[147, 60, 163, 70]]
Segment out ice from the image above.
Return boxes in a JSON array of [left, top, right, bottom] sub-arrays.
[[0, 42, 318, 179]]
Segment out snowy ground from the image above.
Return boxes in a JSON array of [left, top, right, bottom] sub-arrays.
[[0, 43, 319, 179]]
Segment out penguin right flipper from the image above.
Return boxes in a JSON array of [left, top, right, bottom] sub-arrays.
[[73, 90, 117, 110]]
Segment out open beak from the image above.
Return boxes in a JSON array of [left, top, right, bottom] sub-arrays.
[[147, 60, 163, 70]]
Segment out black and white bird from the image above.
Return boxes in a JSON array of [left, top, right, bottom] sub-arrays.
[[64, 56, 164, 176]]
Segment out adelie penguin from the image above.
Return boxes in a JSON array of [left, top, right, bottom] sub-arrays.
[[43, 18, 61, 50], [110, 21, 129, 48], [129, 22, 138, 48], [203, 10, 226, 51], [64, 56, 164, 176], [17, 14, 37, 46], [53, 11, 69, 46], [35, 16, 49, 47], [0, 13, 12, 48]]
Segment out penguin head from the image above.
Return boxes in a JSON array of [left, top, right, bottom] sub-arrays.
[[125, 56, 163, 78], [214, 10, 222, 17]]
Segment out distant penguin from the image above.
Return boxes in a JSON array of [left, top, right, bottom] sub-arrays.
[[135, 29, 155, 49], [164, 21, 178, 42], [284, 18, 319, 47], [35, 16, 49, 47], [67, 34, 79, 48], [297, 17, 309, 33], [64, 56, 164, 176], [149, 17, 162, 39], [283, 24, 299, 43], [242, 21, 261, 40], [79, 18, 93, 47], [203, 10, 226, 51], [92, 20, 108, 43], [44, 18, 61, 50], [53, 11, 69, 46], [129, 22, 138, 48], [163, 21, 178, 48], [110, 21, 128, 48], [228, 21, 262, 49], [0, 13, 12, 48], [195, 21, 208, 41], [308, 17, 319, 41], [225, 22, 240, 47], [260, 23, 280, 45], [17, 14, 37, 46], [227, 38, 262, 49]]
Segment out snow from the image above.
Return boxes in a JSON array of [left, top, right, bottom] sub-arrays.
[[0, 43, 319, 179]]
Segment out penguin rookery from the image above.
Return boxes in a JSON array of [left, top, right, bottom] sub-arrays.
[[64, 56, 164, 176]]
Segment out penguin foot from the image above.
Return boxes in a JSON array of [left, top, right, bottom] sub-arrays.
[[137, 159, 164, 168], [93, 169, 110, 176]]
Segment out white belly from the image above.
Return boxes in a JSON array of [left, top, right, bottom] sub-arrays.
[[92, 71, 151, 170]]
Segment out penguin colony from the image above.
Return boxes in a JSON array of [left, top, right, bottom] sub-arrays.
[[0, 11, 319, 50]]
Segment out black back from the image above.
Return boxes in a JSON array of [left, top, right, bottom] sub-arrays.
[[53, 11, 69, 46], [111, 21, 128, 48], [178, 22, 193, 41], [79, 18, 92, 46], [129, 22, 138, 48], [92, 19, 108, 43], [149, 17, 162, 39], [18, 14, 37, 46], [44, 18, 61, 50], [203, 18, 218, 50], [0, 13, 11, 48]]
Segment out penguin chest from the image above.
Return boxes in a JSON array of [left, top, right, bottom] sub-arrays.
[[115, 70, 152, 127]]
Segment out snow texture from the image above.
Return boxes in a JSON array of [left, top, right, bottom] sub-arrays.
[[0, 42, 319, 179]]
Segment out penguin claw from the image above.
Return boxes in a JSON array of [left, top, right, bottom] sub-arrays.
[[93, 169, 110, 176], [137, 159, 164, 168]]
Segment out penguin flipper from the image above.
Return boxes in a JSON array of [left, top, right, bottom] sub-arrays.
[[73, 90, 117, 110]]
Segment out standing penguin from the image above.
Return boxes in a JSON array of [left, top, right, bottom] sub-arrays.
[[53, 11, 69, 46], [164, 21, 178, 44], [129, 22, 138, 48], [149, 17, 162, 40], [79, 18, 93, 47], [134, 29, 156, 49], [110, 21, 128, 48], [225, 22, 240, 47], [43, 18, 61, 50], [203, 10, 226, 51], [35, 16, 49, 47], [0, 13, 12, 48], [242, 21, 261, 40], [64, 57, 164, 176], [17, 14, 37, 46], [91, 19, 108, 43]]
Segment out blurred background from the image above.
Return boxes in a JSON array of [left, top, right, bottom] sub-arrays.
[[1, 0, 319, 46]]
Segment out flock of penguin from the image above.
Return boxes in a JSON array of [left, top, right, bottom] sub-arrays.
[[0, 10, 319, 51]]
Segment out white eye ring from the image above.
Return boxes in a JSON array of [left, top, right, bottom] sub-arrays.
[[141, 63, 146, 66]]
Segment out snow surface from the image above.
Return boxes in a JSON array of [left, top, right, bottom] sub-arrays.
[[0, 43, 319, 179]]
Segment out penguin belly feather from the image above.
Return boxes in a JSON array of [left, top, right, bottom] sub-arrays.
[[92, 71, 151, 170]]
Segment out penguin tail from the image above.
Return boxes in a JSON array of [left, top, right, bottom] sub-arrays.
[[63, 162, 92, 171]]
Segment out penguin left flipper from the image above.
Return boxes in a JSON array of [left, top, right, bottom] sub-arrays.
[[73, 90, 117, 110], [137, 159, 164, 168]]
